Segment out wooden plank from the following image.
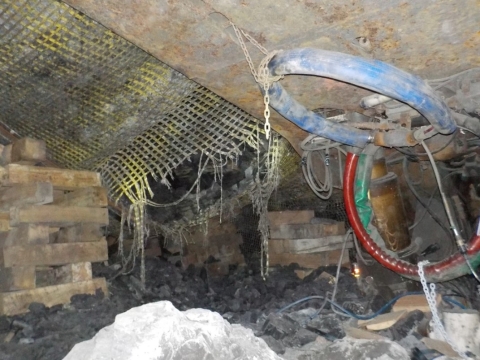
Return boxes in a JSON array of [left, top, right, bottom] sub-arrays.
[[267, 210, 315, 228], [0, 266, 36, 291], [10, 206, 108, 226], [53, 189, 66, 203], [11, 138, 46, 163], [392, 294, 438, 313], [57, 224, 104, 243], [1, 144, 12, 166], [268, 236, 353, 254], [54, 262, 92, 284], [269, 222, 345, 239], [3, 164, 101, 190], [53, 187, 108, 207], [3, 224, 50, 247], [421, 337, 458, 358], [269, 249, 349, 268], [187, 216, 237, 241], [0, 213, 10, 232], [0, 240, 108, 267], [0, 182, 53, 211], [268, 239, 286, 254], [0, 233, 6, 248], [0, 278, 108, 316], [35, 267, 56, 288], [0, 125, 126, 221], [358, 310, 407, 331], [284, 236, 352, 254]]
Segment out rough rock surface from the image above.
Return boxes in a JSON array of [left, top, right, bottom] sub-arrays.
[[64, 301, 282, 360], [1, 257, 471, 359], [282, 337, 410, 360]]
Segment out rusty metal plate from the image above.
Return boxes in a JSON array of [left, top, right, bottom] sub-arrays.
[[63, 0, 480, 148]]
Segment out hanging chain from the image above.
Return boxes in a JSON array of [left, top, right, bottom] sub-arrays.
[[418, 261, 468, 359], [230, 22, 283, 140]]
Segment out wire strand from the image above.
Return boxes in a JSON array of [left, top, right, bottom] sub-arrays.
[[421, 141, 480, 283]]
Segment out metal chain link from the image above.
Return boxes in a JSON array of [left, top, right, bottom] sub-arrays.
[[418, 261, 469, 359], [230, 22, 283, 140], [231, 22, 261, 83]]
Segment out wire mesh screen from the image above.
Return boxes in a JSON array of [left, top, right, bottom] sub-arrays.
[[233, 139, 349, 261], [0, 0, 351, 275], [0, 0, 260, 202]]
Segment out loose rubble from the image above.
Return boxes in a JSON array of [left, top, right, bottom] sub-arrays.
[[64, 301, 282, 360], [0, 256, 476, 359]]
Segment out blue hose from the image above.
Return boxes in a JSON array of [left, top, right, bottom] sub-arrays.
[[266, 48, 457, 147], [443, 296, 467, 310], [277, 292, 425, 321]]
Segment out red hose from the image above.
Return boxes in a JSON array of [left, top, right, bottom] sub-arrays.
[[344, 152, 480, 280]]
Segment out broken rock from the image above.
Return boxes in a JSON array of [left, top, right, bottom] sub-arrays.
[[282, 336, 410, 360], [262, 313, 300, 340], [63, 301, 282, 360]]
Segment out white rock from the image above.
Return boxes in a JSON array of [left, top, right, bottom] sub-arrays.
[[63, 301, 282, 360]]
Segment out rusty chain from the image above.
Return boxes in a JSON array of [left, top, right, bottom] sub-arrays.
[[230, 22, 282, 140]]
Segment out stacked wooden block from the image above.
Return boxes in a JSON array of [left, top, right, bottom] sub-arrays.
[[181, 216, 245, 276], [267, 210, 350, 273], [0, 138, 108, 315]]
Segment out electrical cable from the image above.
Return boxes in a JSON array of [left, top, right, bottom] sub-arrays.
[[421, 140, 480, 283], [277, 291, 424, 320], [395, 130, 458, 159], [459, 125, 480, 137], [427, 68, 480, 84], [427, 67, 480, 90], [442, 296, 467, 310], [408, 171, 463, 231], [408, 188, 437, 231], [302, 149, 333, 200], [300, 135, 346, 200], [403, 157, 454, 243], [352, 229, 375, 265], [306, 230, 354, 322], [331, 229, 352, 303], [462, 252, 480, 283]]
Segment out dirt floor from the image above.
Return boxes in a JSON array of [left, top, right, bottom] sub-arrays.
[[0, 256, 476, 360], [0, 256, 370, 360]]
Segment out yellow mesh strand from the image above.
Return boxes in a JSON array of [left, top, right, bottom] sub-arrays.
[[0, 0, 260, 206]]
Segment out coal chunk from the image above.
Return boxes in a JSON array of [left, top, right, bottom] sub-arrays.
[[70, 294, 98, 309], [389, 310, 425, 340], [28, 302, 47, 315], [283, 328, 319, 347], [262, 313, 300, 340], [158, 285, 172, 298], [0, 315, 10, 332], [307, 314, 345, 340]]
